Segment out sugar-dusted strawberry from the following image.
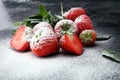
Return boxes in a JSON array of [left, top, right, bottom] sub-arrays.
[[30, 27, 59, 57], [63, 7, 86, 21], [10, 25, 30, 51], [33, 22, 53, 32], [79, 30, 97, 46], [54, 19, 78, 40], [60, 33, 83, 55], [75, 15, 93, 34]]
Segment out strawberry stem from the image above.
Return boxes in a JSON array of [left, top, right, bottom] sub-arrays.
[[60, 3, 64, 17]]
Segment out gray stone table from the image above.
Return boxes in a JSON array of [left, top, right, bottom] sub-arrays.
[[0, 0, 120, 80]]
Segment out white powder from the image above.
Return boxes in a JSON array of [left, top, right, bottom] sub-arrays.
[[33, 22, 53, 33], [30, 27, 57, 50], [24, 27, 33, 42], [54, 19, 78, 39]]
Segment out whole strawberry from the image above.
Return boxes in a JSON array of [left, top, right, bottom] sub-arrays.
[[54, 19, 78, 40], [30, 26, 59, 57], [75, 15, 93, 34], [33, 22, 53, 32], [63, 7, 86, 21], [79, 30, 97, 46], [10, 25, 30, 51]]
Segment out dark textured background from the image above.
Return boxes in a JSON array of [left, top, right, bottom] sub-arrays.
[[0, 0, 120, 80]]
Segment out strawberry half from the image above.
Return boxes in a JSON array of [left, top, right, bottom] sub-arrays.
[[79, 30, 97, 46], [60, 33, 83, 55], [75, 15, 93, 34], [54, 19, 78, 40], [10, 25, 30, 51], [63, 7, 86, 21], [30, 26, 59, 57]]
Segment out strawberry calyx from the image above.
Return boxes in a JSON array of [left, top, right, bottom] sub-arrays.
[[80, 30, 93, 44], [61, 23, 75, 36]]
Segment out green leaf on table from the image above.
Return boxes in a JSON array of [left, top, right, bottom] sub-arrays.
[[102, 50, 120, 63], [96, 35, 111, 41]]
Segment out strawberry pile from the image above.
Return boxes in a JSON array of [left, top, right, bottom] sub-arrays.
[[10, 4, 97, 57]]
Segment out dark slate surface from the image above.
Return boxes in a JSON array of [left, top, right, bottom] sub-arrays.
[[0, 0, 120, 80]]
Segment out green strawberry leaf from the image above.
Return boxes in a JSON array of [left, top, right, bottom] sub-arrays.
[[14, 21, 26, 26], [96, 35, 111, 41], [39, 4, 48, 16], [102, 50, 120, 63], [11, 3, 63, 35]]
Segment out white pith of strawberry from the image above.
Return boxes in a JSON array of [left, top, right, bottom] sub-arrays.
[[10, 25, 30, 51], [60, 33, 83, 55], [58, 23, 83, 55]]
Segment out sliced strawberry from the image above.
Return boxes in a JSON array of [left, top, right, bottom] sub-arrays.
[[60, 33, 83, 55], [63, 7, 86, 21], [54, 19, 78, 40], [75, 15, 93, 34], [30, 27, 59, 57], [10, 25, 29, 51], [79, 30, 97, 46]]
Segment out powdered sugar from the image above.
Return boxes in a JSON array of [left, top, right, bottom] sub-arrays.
[[30, 27, 57, 50], [54, 19, 78, 39], [33, 22, 53, 32], [24, 27, 33, 42]]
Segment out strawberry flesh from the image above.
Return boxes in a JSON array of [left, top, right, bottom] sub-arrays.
[[60, 33, 83, 55], [10, 25, 29, 51]]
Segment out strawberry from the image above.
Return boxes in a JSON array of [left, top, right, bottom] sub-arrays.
[[33, 22, 53, 32], [63, 7, 86, 21], [30, 27, 59, 57], [54, 19, 78, 40], [75, 15, 93, 34], [10, 25, 30, 51], [79, 30, 97, 46], [60, 33, 83, 55]]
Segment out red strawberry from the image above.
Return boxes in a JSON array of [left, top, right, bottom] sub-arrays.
[[75, 15, 93, 34], [30, 27, 59, 57], [54, 19, 78, 40], [10, 25, 29, 51], [60, 33, 83, 55], [63, 7, 86, 21], [79, 30, 97, 46]]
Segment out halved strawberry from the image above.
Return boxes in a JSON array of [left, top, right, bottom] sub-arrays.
[[54, 19, 78, 40], [10, 25, 29, 51], [60, 33, 83, 55], [63, 7, 86, 21], [79, 30, 97, 46], [75, 15, 93, 34], [30, 27, 59, 57]]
